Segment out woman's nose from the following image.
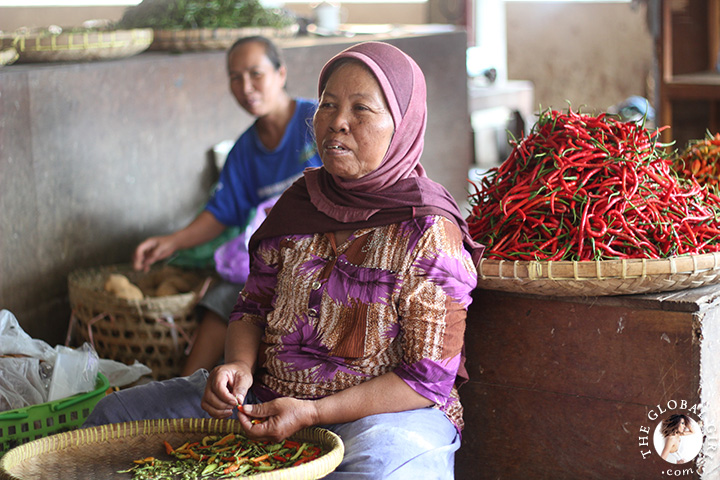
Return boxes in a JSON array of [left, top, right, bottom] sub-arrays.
[[329, 110, 349, 132], [242, 78, 254, 94]]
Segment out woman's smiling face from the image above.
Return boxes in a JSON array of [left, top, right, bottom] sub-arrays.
[[313, 61, 395, 180], [227, 40, 286, 118]]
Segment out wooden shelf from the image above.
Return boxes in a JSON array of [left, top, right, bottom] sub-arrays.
[[658, 0, 720, 145], [664, 72, 720, 99]]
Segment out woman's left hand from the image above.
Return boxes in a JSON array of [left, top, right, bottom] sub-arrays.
[[238, 397, 318, 443]]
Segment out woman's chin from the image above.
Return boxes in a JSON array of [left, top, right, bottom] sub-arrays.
[[242, 103, 265, 117]]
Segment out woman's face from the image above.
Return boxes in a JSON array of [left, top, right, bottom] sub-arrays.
[[227, 41, 286, 117], [313, 62, 394, 180]]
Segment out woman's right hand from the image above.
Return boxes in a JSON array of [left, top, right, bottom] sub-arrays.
[[132, 235, 177, 272], [201, 362, 254, 419]]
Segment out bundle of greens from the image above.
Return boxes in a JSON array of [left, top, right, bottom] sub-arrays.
[[116, 0, 295, 30]]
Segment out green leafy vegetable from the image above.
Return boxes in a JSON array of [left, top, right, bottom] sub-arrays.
[[116, 0, 295, 30]]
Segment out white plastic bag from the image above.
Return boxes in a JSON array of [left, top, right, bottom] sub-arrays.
[[0, 309, 55, 361], [0, 309, 153, 411], [98, 358, 152, 388], [0, 357, 48, 411]]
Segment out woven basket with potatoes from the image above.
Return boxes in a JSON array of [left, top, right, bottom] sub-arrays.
[[68, 264, 213, 380]]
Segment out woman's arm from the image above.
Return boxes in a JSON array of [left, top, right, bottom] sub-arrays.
[[133, 211, 226, 271], [684, 421, 696, 435], [313, 371, 432, 422], [239, 372, 432, 442]]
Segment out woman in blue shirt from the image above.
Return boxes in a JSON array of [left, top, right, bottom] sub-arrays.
[[132, 36, 321, 376]]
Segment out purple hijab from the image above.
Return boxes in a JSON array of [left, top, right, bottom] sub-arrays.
[[251, 41, 484, 265]]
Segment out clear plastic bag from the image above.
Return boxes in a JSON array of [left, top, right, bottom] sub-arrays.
[[47, 343, 99, 402]]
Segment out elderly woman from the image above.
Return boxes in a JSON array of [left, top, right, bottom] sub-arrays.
[[84, 41, 483, 478]]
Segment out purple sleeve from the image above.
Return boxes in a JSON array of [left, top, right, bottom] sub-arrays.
[[394, 355, 463, 404], [228, 237, 281, 327], [394, 217, 476, 404]]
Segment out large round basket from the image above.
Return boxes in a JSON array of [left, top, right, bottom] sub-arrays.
[[0, 419, 344, 480], [68, 264, 212, 380], [476, 252, 720, 297], [149, 25, 298, 52], [1, 28, 153, 63]]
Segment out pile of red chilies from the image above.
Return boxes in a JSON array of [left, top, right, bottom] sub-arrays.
[[467, 108, 720, 261]]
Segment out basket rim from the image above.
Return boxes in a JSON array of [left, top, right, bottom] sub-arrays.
[[478, 251, 720, 281], [148, 25, 298, 51], [0, 28, 153, 63], [0, 28, 153, 41], [67, 263, 209, 305], [0, 419, 343, 480], [475, 251, 720, 296]]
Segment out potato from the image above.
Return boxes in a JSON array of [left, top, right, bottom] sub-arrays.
[[104, 273, 144, 300]]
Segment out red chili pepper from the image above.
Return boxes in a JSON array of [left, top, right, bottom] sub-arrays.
[[466, 108, 720, 260]]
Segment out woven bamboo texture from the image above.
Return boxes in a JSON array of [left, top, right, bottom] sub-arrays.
[[0, 419, 343, 480], [477, 251, 720, 296], [0, 29, 152, 63], [68, 265, 210, 380], [149, 26, 297, 52]]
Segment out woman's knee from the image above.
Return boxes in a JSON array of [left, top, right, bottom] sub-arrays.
[[83, 369, 211, 427], [327, 409, 459, 479]]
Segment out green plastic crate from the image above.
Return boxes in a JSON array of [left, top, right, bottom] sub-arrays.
[[0, 372, 109, 456]]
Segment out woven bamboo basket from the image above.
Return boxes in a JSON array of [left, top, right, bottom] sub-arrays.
[[0, 419, 344, 479], [68, 264, 212, 380], [149, 25, 298, 52], [1, 28, 153, 63], [476, 251, 720, 297]]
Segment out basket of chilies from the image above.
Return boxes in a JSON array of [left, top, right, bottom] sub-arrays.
[[467, 108, 720, 296]]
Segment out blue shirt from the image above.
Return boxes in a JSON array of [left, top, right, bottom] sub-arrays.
[[206, 98, 321, 227]]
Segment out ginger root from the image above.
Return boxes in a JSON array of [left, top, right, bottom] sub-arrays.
[[155, 275, 194, 296], [104, 273, 144, 300], [129, 266, 202, 297]]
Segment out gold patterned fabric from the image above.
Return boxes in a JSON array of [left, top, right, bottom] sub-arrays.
[[230, 215, 477, 432]]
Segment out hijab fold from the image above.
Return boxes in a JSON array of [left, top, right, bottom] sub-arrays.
[[250, 41, 484, 266]]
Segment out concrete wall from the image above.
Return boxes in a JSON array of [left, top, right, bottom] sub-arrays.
[[0, 31, 472, 346], [506, 1, 654, 114], [0, 3, 429, 32], [0, 1, 655, 115]]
